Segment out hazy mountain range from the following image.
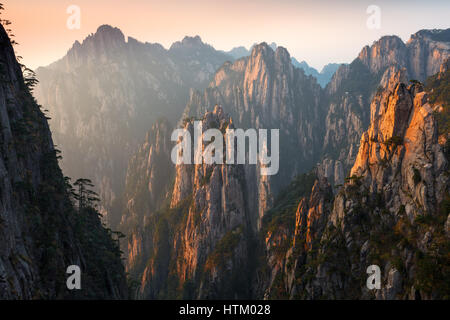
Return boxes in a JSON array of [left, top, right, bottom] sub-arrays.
[[1, 18, 449, 300], [226, 43, 343, 87], [120, 28, 449, 299], [33, 25, 342, 225]]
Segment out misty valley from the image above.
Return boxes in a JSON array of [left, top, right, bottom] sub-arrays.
[[0, 1, 449, 302]]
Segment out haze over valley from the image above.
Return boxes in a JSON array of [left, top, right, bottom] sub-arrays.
[[0, 1, 449, 300]]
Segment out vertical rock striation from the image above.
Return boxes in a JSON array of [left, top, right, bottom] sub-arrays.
[[130, 107, 254, 299]]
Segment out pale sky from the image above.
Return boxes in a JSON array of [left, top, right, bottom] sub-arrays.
[[3, 0, 450, 71]]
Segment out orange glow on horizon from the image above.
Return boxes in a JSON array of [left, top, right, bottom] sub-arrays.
[[3, 0, 450, 71]]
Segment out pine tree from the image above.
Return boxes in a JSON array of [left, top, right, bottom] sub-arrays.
[[73, 178, 100, 211]]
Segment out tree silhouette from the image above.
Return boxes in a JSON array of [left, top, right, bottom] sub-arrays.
[[0, 3, 39, 93], [73, 178, 100, 211], [22, 66, 39, 92]]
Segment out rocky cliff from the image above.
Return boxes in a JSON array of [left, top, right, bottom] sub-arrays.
[[120, 119, 173, 231], [261, 67, 449, 299], [0, 24, 127, 299], [181, 30, 450, 226], [320, 29, 450, 188], [127, 106, 255, 299], [183, 43, 325, 226], [358, 30, 450, 81]]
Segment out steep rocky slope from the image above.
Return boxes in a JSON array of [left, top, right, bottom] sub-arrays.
[[261, 68, 449, 299], [127, 107, 255, 299], [226, 45, 340, 87], [320, 29, 450, 187], [359, 29, 450, 81], [120, 119, 173, 231], [34, 25, 232, 224], [0, 24, 127, 299]]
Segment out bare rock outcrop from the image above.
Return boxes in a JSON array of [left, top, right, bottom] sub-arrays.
[[134, 106, 254, 299]]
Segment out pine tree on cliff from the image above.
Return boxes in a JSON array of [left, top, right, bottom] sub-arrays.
[[73, 178, 100, 210]]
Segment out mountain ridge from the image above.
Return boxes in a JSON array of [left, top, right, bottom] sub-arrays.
[[31, 24, 450, 300]]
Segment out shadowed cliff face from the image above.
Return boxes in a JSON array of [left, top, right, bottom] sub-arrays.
[[34, 25, 232, 225], [261, 67, 449, 300], [121, 119, 175, 273], [0, 24, 127, 299], [121, 119, 173, 230]]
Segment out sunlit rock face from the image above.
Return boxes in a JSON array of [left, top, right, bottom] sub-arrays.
[[128, 107, 254, 299], [358, 30, 450, 80], [324, 74, 448, 299], [261, 65, 448, 299], [320, 29, 449, 188], [350, 74, 447, 220]]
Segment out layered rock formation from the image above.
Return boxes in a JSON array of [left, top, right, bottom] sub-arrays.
[[27, 23, 450, 300], [181, 29, 450, 226], [0, 24, 127, 299], [359, 30, 450, 80], [34, 25, 449, 233], [226, 45, 341, 87]]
